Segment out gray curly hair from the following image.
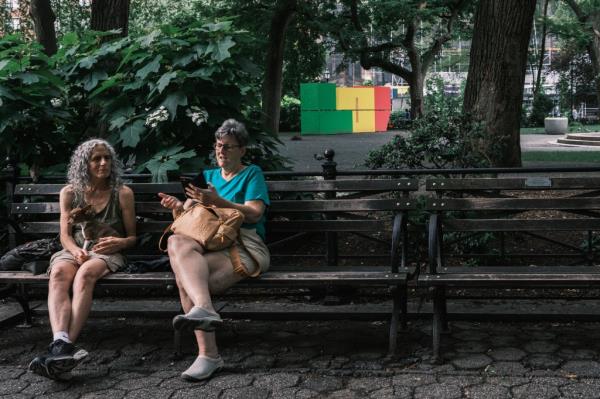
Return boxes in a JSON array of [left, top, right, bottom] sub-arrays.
[[67, 139, 123, 205], [214, 119, 249, 147]]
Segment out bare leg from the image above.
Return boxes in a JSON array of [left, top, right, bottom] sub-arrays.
[[168, 235, 214, 310], [48, 262, 77, 335], [193, 251, 246, 358], [68, 258, 110, 342]]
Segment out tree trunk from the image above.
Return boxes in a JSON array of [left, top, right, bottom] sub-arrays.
[[91, 0, 130, 37], [261, 0, 297, 135], [29, 0, 57, 56], [534, 0, 549, 96], [407, 71, 424, 119], [589, 12, 600, 110], [463, 0, 536, 167]]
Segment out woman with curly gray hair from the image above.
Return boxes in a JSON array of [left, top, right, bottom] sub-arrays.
[[29, 139, 136, 380]]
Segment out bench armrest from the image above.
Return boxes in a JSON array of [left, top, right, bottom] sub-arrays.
[[427, 213, 442, 274], [390, 212, 407, 274]]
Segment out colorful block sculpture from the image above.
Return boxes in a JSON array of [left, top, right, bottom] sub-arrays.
[[300, 83, 392, 135]]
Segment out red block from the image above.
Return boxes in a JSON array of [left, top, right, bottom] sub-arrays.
[[374, 87, 391, 111], [375, 110, 391, 132]]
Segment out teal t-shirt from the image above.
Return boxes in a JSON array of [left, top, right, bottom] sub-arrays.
[[202, 164, 270, 240]]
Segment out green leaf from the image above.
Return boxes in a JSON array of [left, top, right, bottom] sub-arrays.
[[83, 70, 108, 91], [138, 30, 161, 48], [109, 106, 135, 131], [0, 60, 11, 71], [212, 36, 235, 62], [78, 56, 98, 69], [188, 65, 218, 79], [89, 73, 122, 98], [161, 91, 187, 121], [135, 55, 162, 80], [157, 71, 177, 94], [16, 72, 40, 85], [120, 119, 146, 147], [173, 53, 196, 67]]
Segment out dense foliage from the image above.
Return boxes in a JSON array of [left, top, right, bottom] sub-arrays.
[[365, 78, 490, 170], [0, 23, 287, 181]]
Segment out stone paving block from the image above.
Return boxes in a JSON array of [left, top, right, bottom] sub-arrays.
[[414, 382, 462, 399], [346, 376, 392, 391], [0, 378, 29, 395], [512, 382, 561, 399], [454, 341, 489, 354], [221, 386, 270, 399], [557, 348, 597, 360], [0, 366, 26, 380], [523, 340, 559, 354], [207, 373, 254, 389], [524, 354, 563, 370], [80, 388, 127, 399], [253, 372, 300, 390], [463, 383, 510, 399], [171, 386, 221, 399], [298, 375, 344, 391], [114, 376, 163, 390], [392, 373, 436, 387], [487, 347, 527, 361], [123, 388, 175, 399], [369, 385, 412, 399], [293, 388, 320, 399], [559, 380, 600, 399], [451, 354, 493, 370], [438, 375, 483, 388], [560, 361, 600, 378], [484, 361, 529, 376]]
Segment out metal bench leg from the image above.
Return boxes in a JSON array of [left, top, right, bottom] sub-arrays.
[[15, 285, 33, 328], [388, 287, 400, 355], [440, 288, 450, 334], [400, 285, 408, 332], [431, 287, 443, 364], [173, 330, 182, 359]]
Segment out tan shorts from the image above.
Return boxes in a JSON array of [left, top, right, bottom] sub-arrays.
[[48, 249, 126, 274], [220, 228, 270, 276]]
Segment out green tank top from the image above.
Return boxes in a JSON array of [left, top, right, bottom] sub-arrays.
[[72, 189, 125, 247]]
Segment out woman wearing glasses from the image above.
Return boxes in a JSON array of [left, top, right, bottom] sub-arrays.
[[158, 119, 270, 381]]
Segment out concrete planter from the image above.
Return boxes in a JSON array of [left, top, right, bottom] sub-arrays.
[[544, 117, 568, 135]]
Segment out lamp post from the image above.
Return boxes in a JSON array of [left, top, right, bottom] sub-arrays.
[[323, 68, 330, 83]]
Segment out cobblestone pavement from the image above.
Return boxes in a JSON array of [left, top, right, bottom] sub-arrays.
[[2, 314, 600, 398]]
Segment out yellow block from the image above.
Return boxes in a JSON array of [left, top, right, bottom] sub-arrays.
[[352, 110, 375, 133], [336, 88, 375, 110]]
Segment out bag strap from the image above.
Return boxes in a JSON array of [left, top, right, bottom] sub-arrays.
[[158, 222, 174, 252], [230, 236, 261, 278]]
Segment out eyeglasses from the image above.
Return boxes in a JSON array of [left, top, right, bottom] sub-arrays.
[[214, 143, 241, 152]]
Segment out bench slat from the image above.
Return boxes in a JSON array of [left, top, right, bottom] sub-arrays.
[[18, 219, 387, 234], [427, 197, 600, 211], [443, 218, 600, 231], [13, 198, 414, 215], [0, 270, 406, 285], [426, 177, 600, 191], [14, 179, 418, 196]]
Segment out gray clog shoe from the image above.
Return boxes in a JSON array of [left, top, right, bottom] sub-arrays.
[[172, 306, 223, 331], [181, 355, 224, 381]]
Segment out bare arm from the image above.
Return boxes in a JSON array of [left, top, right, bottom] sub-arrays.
[[184, 185, 266, 223], [92, 186, 137, 254], [58, 186, 89, 264]]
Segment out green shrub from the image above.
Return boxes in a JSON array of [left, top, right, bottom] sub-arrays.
[[0, 23, 288, 182], [528, 92, 554, 127], [365, 78, 490, 169], [279, 95, 300, 132]]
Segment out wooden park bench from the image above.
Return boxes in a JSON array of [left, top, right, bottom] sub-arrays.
[[420, 176, 600, 362], [0, 175, 417, 354]]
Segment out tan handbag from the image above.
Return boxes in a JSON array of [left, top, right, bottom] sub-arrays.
[[159, 204, 244, 252], [159, 204, 259, 277]]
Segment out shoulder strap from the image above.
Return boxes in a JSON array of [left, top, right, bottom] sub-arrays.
[[230, 237, 261, 278]]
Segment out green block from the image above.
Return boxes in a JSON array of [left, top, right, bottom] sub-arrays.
[[301, 111, 320, 134], [300, 83, 337, 111], [319, 110, 353, 134]]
